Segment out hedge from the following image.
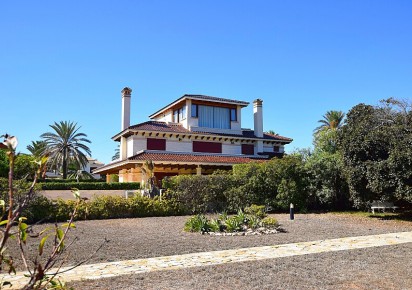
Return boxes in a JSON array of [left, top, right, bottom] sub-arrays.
[[38, 179, 106, 183], [39, 182, 140, 190], [24, 194, 186, 223]]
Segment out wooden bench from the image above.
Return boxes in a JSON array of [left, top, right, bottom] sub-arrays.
[[370, 200, 399, 214]]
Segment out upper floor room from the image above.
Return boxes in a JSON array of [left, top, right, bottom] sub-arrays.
[[148, 94, 249, 135]]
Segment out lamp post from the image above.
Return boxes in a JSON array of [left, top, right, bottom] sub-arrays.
[[290, 203, 294, 220]]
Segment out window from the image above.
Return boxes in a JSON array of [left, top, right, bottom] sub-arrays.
[[273, 146, 280, 153], [173, 109, 179, 122], [191, 104, 198, 117], [181, 106, 186, 120], [241, 144, 254, 155], [198, 105, 230, 129], [230, 108, 237, 121], [147, 138, 166, 151], [193, 141, 222, 153], [173, 106, 186, 122]]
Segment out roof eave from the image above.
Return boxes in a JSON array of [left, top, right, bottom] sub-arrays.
[[149, 95, 249, 119]]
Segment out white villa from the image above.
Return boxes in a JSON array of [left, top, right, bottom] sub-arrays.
[[94, 87, 292, 183]]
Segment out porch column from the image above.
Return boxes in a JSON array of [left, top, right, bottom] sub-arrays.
[[196, 165, 202, 175]]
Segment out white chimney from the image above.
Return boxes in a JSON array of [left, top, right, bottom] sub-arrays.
[[253, 99, 263, 138], [121, 87, 132, 131], [253, 99, 264, 154], [120, 87, 132, 160]]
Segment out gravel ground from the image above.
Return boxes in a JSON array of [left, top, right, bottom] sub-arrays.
[[8, 213, 412, 289]]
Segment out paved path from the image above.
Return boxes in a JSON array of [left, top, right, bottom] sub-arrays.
[[3, 231, 412, 289]]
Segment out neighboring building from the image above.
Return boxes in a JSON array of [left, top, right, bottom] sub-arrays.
[[94, 87, 292, 183], [83, 157, 105, 179], [45, 157, 104, 179]]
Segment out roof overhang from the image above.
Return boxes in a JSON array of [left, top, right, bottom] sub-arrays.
[[112, 127, 292, 144], [149, 95, 249, 119], [93, 150, 267, 175]]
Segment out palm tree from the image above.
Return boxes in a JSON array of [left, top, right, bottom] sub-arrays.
[[315, 110, 345, 133], [112, 145, 120, 161], [41, 121, 91, 179], [265, 130, 277, 135], [27, 140, 47, 158]]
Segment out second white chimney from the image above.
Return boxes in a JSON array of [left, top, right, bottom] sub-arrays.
[[121, 87, 132, 131], [253, 99, 263, 138]]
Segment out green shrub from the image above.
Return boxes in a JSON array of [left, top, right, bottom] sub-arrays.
[[38, 179, 105, 183], [22, 193, 185, 223], [208, 218, 222, 232], [184, 214, 210, 233], [39, 182, 140, 191], [224, 216, 241, 232], [261, 216, 279, 228], [247, 215, 261, 229], [23, 195, 55, 222], [244, 204, 267, 219], [163, 174, 235, 213]]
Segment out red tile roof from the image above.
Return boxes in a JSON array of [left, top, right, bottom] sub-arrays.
[[129, 121, 189, 133], [115, 121, 292, 142], [129, 151, 266, 164]]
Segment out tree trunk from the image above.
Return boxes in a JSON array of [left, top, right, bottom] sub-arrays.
[[62, 147, 67, 179]]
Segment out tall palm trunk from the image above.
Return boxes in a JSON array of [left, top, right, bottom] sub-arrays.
[[62, 147, 68, 179]]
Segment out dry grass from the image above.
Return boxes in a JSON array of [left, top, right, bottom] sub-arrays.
[[7, 213, 412, 289]]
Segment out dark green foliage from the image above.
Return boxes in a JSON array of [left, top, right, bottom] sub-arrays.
[[305, 149, 350, 210], [13, 154, 37, 179], [165, 156, 310, 213], [338, 100, 412, 208], [0, 150, 8, 178], [163, 174, 235, 213], [231, 156, 310, 211], [39, 181, 140, 190]]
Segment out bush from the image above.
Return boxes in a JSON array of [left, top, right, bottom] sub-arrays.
[[244, 204, 267, 219], [163, 174, 235, 213], [39, 182, 140, 191], [261, 217, 279, 228], [22, 193, 185, 223], [184, 214, 210, 233], [0, 177, 41, 205]]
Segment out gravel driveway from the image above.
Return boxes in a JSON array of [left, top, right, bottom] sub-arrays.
[[8, 213, 412, 289]]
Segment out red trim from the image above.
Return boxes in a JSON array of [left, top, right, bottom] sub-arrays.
[[147, 138, 166, 150], [241, 144, 254, 155], [193, 141, 222, 153]]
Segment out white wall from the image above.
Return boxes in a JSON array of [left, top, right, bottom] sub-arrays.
[[127, 136, 147, 157], [166, 139, 192, 152], [230, 105, 242, 131], [222, 144, 242, 155], [153, 110, 173, 122]]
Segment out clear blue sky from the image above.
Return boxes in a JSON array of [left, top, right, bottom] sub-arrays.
[[1, 0, 411, 164]]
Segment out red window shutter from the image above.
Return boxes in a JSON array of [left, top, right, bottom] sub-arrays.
[[147, 138, 166, 150], [193, 141, 222, 153], [241, 144, 254, 155]]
